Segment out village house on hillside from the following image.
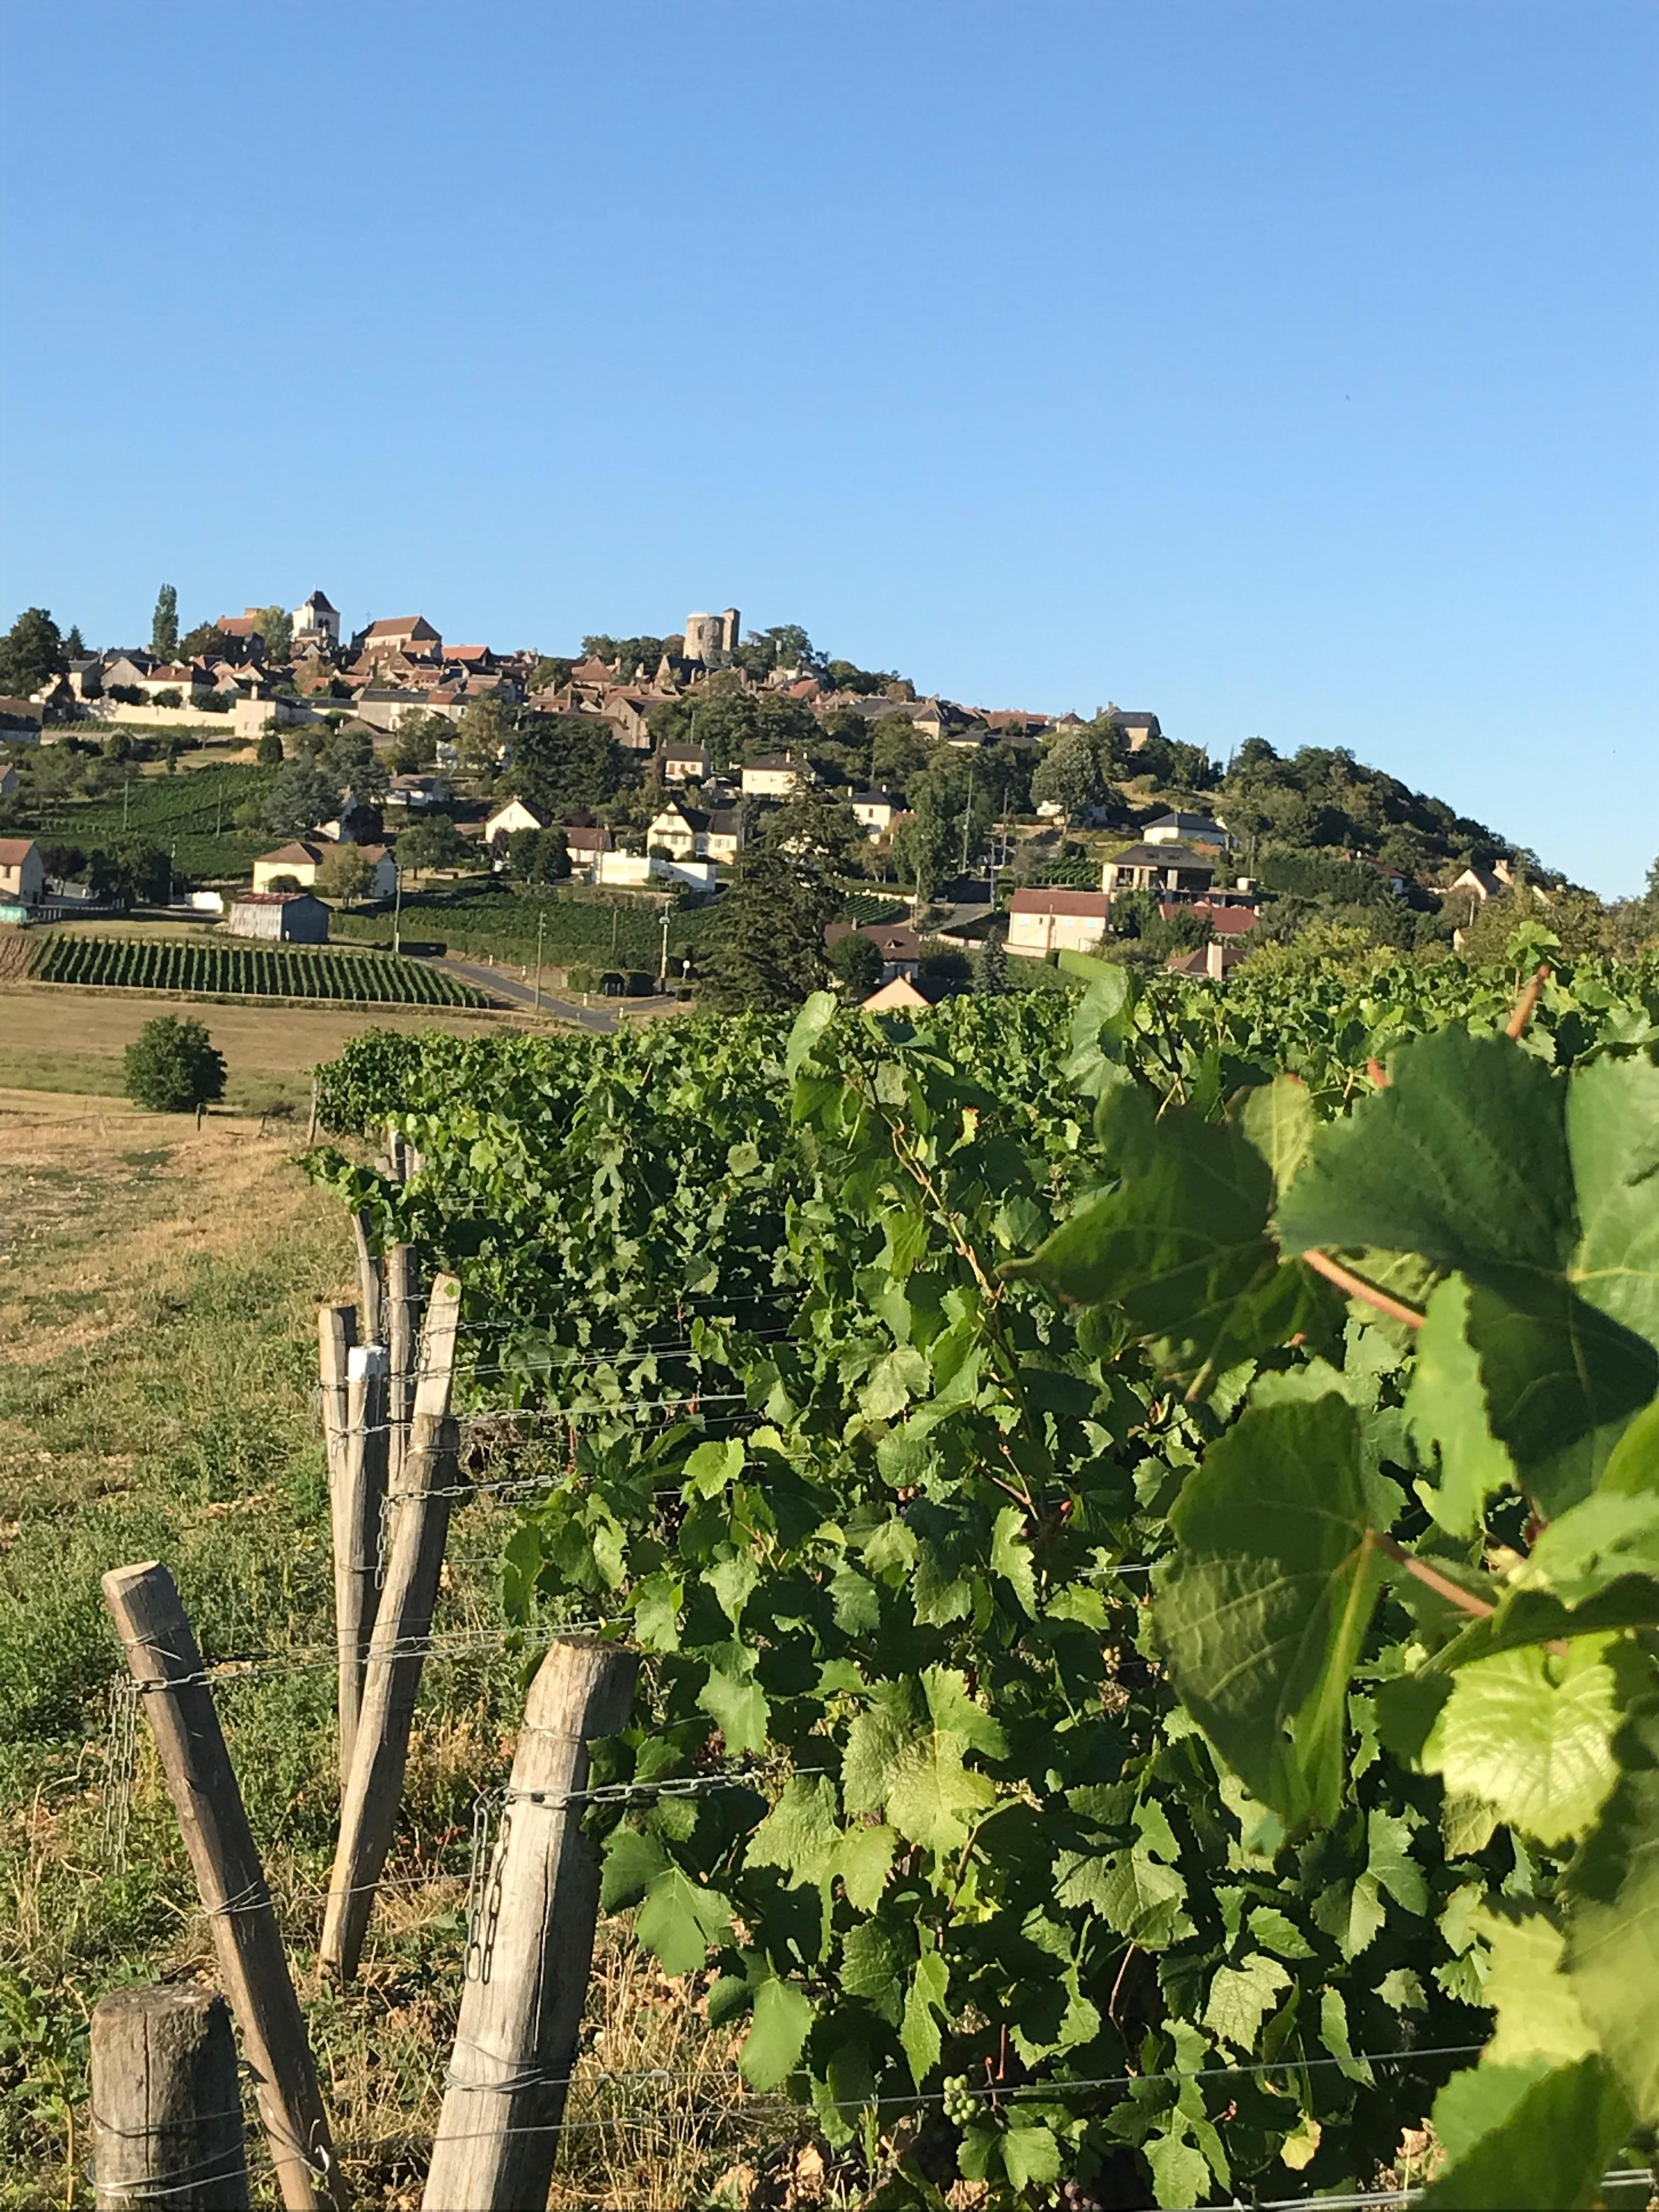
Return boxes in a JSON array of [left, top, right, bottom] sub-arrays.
[[1100, 842, 1217, 900], [0, 837, 45, 913], [741, 752, 814, 799], [1007, 888, 1112, 957]]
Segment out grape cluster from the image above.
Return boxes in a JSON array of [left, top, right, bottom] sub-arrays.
[[942, 2074, 980, 2126]]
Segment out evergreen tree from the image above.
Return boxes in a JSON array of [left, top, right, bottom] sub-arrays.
[[0, 607, 67, 696], [64, 626, 86, 657], [151, 585, 179, 658], [703, 850, 839, 1011], [263, 759, 337, 838], [974, 932, 1008, 994]]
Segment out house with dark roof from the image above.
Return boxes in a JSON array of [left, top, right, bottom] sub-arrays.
[[741, 752, 814, 798], [862, 971, 957, 1013], [1145, 811, 1229, 848], [824, 919, 924, 984], [1100, 843, 1216, 899]]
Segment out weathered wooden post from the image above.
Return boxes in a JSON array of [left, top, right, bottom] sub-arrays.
[[384, 1244, 420, 1488], [333, 1341, 388, 1782], [422, 1638, 639, 2211], [351, 1210, 381, 1345], [91, 1983, 250, 2210], [100, 1564, 343, 2211], [319, 1409, 457, 1983], [317, 1303, 356, 1498]]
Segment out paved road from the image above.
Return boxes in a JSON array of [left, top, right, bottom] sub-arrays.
[[425, 953, 620, 1034]]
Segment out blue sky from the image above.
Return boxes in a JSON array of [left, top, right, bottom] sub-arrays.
[[2, 1, 1654, 893]]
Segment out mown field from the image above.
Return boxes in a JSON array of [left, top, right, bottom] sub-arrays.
[[0, 986, 543, 1114], [0, 1097, 805, 2209]]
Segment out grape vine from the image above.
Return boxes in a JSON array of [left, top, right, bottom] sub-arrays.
[[308, 940, 1659, 2206]]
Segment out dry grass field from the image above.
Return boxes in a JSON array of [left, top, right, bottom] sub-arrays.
[[0, 1095, 813, 2208], [0, 983, 541, 1113]]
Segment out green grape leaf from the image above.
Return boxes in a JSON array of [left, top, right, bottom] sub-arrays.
[[1419, 2056, 1632, 2210], [1474, 1904, 1598, 2068], [1154, 1393, 1393, 1825], [1001, 2120, 1063, 2191], [1059, 1846, 1192, 1949], [1421, 1635, 1635, 1848], [1204, 1952, 1291, 2052], [1406, 1276, 1518, 1536], [739, 1974, 812, 2090], [745, 1776, 842, 1888], [635, 1864, 733, 1976], [860, 1345, 930, 1421], [839, 1921, 906, 2025], [1007, 1081, 1323, 1384], [1565, 1701, 1659, 2114], [1248, 1905, 1316, 1960], [684, 1436, 746, 1499], [901, 1949, 949, 2085], [600, 1825, 668, 1912], [990, 1504, 1038, 1616], [1146, 2136, 1211, 2211], [1277, 1026, 1659, 1509], [698, 1665, 770, 1756], [833, 1823, 896, 1911], [1238, 1074, 1316, 1201]]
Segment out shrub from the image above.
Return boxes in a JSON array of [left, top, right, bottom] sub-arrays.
[[123, 1017, 227, 1113], [151, 689, 183, 709], [194, 691, 232, 714], [256, 732, 285, 766]]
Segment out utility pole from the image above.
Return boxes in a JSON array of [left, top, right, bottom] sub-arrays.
[[123, 775, 131, 830], [392, 867, 403, 956], [533, 908, 545, 1013], [961, 767, 975, 875], [658, 905, 669, 990]]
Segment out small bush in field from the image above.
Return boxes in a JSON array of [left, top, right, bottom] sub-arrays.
[[123, 1015, 227, 1113]]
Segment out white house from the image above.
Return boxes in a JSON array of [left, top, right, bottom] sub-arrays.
[[647, 802, 746, 863], [252, 840, 328, 891], [385, 774, 451, 811], [1007, 888, 1112, 957], [1144, 811, 1229, 848], [484, 797, 550, 847], [741, 752, 813, 799], [0, 837, 46, 909], [848, 789, 902, 838], [658, 741, 711, 783], [596, 852, 716, 890]]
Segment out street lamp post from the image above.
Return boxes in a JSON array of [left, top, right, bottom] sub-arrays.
[[392, 867, 403, 956], [658, 905, 669, 990], [533, 908, 545, 1013]]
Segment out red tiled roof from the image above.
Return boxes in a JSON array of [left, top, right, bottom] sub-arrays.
[[1161, 901, 1259, 936], [1009, 889, 1111, 916], [0, 837, 40, 864]]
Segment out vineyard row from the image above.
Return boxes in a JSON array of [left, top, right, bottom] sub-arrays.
[[28, 932, 490, 1007]]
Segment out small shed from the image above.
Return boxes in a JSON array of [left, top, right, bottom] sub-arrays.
[[227, 891, 330, 943]]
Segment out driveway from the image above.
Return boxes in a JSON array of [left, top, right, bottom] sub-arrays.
[[422, 953, 620, 1034]]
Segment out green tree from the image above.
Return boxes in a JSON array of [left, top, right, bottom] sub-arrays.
[[264, 760, 336, 838], [527, 656, 573, 694], [506, 826, 571, 887], [0, 607, 67, 696], [510, 712, 629, 815], [703, 849, 839, 1011], [396, 815, 473, 881], [648, 676, 817, 773], [178, 624, 232, 664], [64, 625, 86, 658], [123, 1016, 225, 1113], [88, 844, 171, 906], [250, 605, 292, 663], [256, 731, 285, 766], [150, 585, 178, 659], [1030, 729, 1108, 820], [761, 788, 865, 872], [458, 694, 512, 772], [890, 805, 956, 904], [974, 932, 1008, 994], [317, 844, 374, 905], [390, 710, 450, 774], [826, 930, 882, 997], [868, 716, 932, 798]]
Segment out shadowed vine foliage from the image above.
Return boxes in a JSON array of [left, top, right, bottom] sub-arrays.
[[308, 941, 1659, 2207]]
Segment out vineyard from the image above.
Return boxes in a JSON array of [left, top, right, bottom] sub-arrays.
[[29, 932, 491, 1006], [291, 931, 1659, 2205]]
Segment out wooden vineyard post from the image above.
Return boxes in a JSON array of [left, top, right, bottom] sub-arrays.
[[422, 1639, 639, 2212], [317, 1304, 356, 1499], [91, 1983, 250, 2210], [100, 1565, 343, 2211], [385, 1244, 420, 1489], [352, 1210, 382, 1345], [333, 1342, 388, 1784]]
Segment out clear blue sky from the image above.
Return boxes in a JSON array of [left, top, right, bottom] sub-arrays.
[[2, 1, 1654, 893]]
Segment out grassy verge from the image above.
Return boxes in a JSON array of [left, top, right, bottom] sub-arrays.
[[0, 1099, 805, 2208]]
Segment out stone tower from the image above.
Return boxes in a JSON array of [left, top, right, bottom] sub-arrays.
[[684, 612, 721, 665]]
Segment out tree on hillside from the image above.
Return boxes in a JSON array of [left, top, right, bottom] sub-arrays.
[[762, 788, 866, 872], [0, 607, 67, 696], [124, 1016, 225, 1114], [703, 849, 839, 1012], [648, 676, 817, 773], [396, 815, 473, 881], [317, 844, 374, 906], [974, 932, 1008, 994], [151, 585, 178, 659], [88, 843, 171, 906], [1031, 729, 1108, 821], [890, 805, 957, 905], [510, 712, 629, 815], [505, 826, 570, 887], [390, 710, 450, 774], [250, 605, 292, 663], [264, 760, 336, 838], [527, 656, 573, 695], [826, 930, 883, 998], [458, 694, 512, 773], [179, 623, 233, 664], [64, 625, 86, 658], [256, 731, 285, 765], [867, 716, 932, 799]]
